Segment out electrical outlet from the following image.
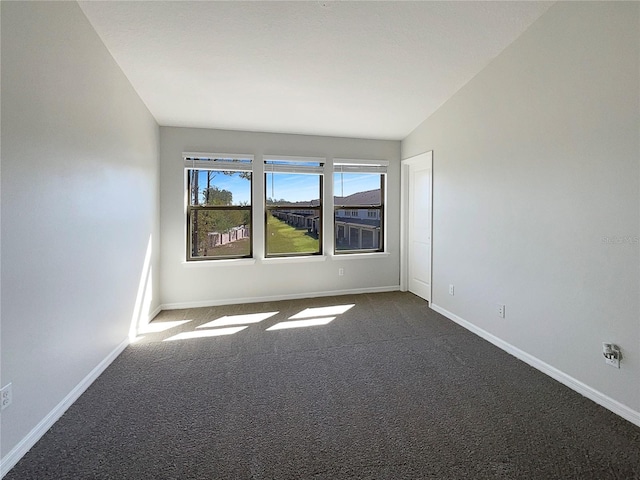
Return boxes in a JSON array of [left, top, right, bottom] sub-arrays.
[[338, 268, 344, 276], [449, 284, 454, 296], [603, 343, 621, 368], [1, 383, 12, 411], [497, 304, 505, 318]]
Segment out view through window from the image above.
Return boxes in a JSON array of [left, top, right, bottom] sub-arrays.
[[265, 159, 323, 257], [334, 168, 385, 253], [186, 156, 252, 260], [184, 154, 387, 261]]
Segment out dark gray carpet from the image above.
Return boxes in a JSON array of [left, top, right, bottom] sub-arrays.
[[6, 292, 640, 479]]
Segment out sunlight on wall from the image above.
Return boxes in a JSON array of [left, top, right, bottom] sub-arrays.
[[129, 235, 154, 343]]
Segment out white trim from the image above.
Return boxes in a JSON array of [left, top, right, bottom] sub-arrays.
[[0, 339, 129, 478], [147, 305, 162, 322], [264, 164, 324, 174], [183, 153, 254, 171], [335, 165, 387, 174], [160, 285, 400, 310], [265, 167, 323, 174], [263, 155, 325, 174], [334, 158, 389, 174], [400, 151, 433, 299], [185, 161, 252, 172], [182, 258, 257, 267], [261, 255, 327, 264], [334, 158, 390, 167], [400, 161, 408, 292], [330, 252, 391, 260], [263, 154, 326, 163], [183, 152, 253, 161], [430, 303, 640, 428]]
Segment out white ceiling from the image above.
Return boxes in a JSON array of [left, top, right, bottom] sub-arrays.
[[79, 1, 553, 140]]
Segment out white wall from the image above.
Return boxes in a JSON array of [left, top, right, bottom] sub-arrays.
[[1, 1, 160, 466], [403, 2, 640, 418], [160, 127, 400, 307]]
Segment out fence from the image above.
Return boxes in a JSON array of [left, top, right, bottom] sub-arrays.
[[207, 225, 250, 248]]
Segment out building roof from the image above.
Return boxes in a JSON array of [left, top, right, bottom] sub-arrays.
[[269, 189, 380, 207], [335, 189, 380, 206]]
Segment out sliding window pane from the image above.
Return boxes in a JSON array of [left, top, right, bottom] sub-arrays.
[[187, 168, 252, 260], [265, 172, 321, 206], [334, 172, 384, 253], [189, 170, 251, 206], [265, 172, 322, 256], [266, 208, 320, 255], [189, 210, 251, 259]]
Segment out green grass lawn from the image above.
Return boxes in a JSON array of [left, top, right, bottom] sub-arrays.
[[267, 215, 319, 255]]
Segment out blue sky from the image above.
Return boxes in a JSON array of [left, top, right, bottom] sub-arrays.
[[267, 173, 319, 202], [195, 171, 250, 205], [333, 173, 381, 198], [267, 173, 380, 202], [196, 171, 381, 204]]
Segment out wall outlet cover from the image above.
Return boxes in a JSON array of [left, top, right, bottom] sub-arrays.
[[1, 383, 12, 410]]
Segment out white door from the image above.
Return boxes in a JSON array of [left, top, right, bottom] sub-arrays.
[[402, 152, 432, 302]]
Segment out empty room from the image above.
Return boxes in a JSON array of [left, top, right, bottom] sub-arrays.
[[1, 1, 639, 478]]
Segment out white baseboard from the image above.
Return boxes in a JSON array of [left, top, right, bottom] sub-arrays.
[[148, 304, 162, 321], [430, 303, 640, 428], [161, 285, 401, 310], [0, 338, 129, 479]]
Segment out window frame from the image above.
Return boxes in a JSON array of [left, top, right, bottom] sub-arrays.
[[333, 159, 387, 255], [184, 153, 254, 262], [264, 156, 325, 258]]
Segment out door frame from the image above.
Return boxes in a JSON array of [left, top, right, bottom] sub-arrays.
[[400, 151, 433, 301]]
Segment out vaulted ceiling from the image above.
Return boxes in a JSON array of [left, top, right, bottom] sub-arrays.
[[79, 1, 553, 140]]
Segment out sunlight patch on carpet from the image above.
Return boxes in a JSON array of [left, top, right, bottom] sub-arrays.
[[141, 320, 192, 333], [266, 317, 336, 330], [164, 326, 247, 341], [289, 304, 354, 319], [197, 312, 279, 328]]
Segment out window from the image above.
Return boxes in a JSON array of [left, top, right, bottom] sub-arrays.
[[184, 154, 252, 261], [265, 157, 323, 257], [334, 160, 387, 254]]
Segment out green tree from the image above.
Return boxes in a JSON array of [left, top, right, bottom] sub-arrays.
[[191, 169, 251, 257], [203, 186, 232, 206], [198, 189, 251, 257]]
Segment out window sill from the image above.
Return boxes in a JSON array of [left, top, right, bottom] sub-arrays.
[[331, 252, 391, 260], [182, 258, 257, 267], [261, 255, 327, 265]]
